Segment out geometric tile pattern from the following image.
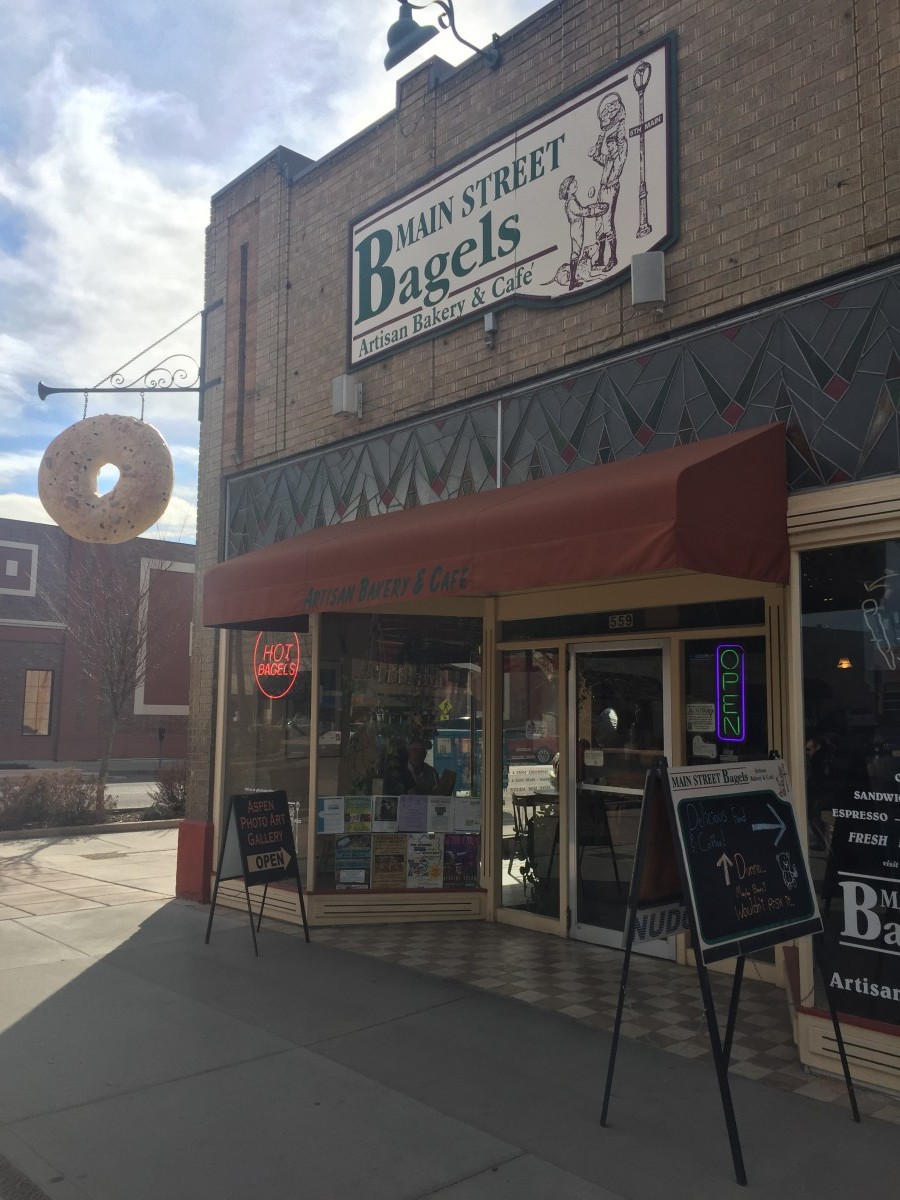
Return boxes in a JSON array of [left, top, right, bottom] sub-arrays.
[[227, 264, 900, 556], [312, 920, 900, 1125]]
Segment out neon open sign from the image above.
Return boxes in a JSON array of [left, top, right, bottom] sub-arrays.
[[253, 632, 301, 700], [716, 643, 746, 743]]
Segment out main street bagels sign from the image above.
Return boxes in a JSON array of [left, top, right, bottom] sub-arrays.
[[349, 36, 676, 367]]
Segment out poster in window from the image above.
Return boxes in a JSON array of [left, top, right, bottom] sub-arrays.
[[317, 796, 344, 834], [345, 795, 373, 833], [443, 834, 479, 887], [427, 796, 454, 832], [407, 833, 444, 888], [398, 794, 428, 832], [372, 795, 399, 833], [453, 797, 481, 833], [335, 834, 371, 889], [371, 834, 407, 889]]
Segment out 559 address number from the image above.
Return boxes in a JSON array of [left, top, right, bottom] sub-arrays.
[[609, 613, 634, 630]]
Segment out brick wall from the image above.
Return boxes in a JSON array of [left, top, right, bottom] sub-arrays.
[[0, 520, 194, 764], [186, 0, 900, 818]]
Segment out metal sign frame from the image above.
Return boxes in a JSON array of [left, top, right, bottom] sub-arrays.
[[205, 791, 310, 955], [600, 758, 859, 1188]]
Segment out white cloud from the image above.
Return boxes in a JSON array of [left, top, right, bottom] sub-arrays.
[[1, 52, 209, 402], [0, 450, 44, 489], [0, 492, 56, 525], [0, 0, 547, 535], [153, 493, 197, 544]]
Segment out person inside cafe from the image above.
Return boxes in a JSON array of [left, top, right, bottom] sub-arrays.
[[387, 736, 439, 795]]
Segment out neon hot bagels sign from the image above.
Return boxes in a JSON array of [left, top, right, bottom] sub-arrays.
[[253, 632, 301, 700]]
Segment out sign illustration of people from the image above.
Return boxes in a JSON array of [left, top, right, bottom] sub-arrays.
[[558, 175, 607, 290], [588, 91, 628, 275], [550, 90, 632, 289]]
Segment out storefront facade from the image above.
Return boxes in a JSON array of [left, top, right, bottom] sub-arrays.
[[181, 1, 900, 1091]]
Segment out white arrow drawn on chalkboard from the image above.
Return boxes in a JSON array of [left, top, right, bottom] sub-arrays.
[[752, 803, 787, 847], [716, 853, 733, 885]]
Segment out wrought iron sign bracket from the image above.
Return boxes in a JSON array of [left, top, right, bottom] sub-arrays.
[[36, 298, 223, 421]]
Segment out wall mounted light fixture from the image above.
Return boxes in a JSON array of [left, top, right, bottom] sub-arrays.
[[384, 2, 501, 71]]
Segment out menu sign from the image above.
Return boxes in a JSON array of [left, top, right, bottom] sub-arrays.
[[668, 760, 821, 963], [606, 760, 855, 1185], [824, 785, 900, 1024]]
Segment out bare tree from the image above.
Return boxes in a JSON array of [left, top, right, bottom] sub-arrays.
[[47, 538, 191, 807]]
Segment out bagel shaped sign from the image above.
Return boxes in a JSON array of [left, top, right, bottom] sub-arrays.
[[38, 414, 174, 544]]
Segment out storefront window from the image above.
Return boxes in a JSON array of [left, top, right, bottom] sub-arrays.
[[501, 649, 560, 918], [801, 540, 900, 1028], [314, 614, 482, 892], [222, 629, 313, 884], [683, 637, 768, 765]]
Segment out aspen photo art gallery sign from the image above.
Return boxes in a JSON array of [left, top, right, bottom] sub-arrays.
[[348, 36, 677, 366]]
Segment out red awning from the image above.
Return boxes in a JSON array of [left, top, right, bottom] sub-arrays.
[[203, 424, 788, 629]]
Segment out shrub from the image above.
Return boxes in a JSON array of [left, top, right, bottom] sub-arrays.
[[146, 761, 187, 819], [0, 770, 114, 832]]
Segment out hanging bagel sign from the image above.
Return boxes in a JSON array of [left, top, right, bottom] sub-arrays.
[[38, 414, 175, 544]]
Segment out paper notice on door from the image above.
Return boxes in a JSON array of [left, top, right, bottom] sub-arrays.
[[692, 735, 718, 760]]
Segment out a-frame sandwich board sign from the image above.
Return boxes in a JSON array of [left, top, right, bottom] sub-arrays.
[[601, 758, 859, 1187], [205, 791, 310, 955]]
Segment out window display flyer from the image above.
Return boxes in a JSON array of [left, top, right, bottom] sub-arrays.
[[317, 796, 344, 834], [407, 832, 444, 888], [398, 794, 428, 832], [427, 796, 454, 832], [335, 834, 371, 889], [372, 795, 400, 833], [453, 797, 481, 833], [443, 834, 480, 886], [345, 795, 373, 833], [371, 834, 408, 889]]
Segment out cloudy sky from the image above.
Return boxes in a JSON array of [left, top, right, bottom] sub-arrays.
[[0, 0, 546, 542]]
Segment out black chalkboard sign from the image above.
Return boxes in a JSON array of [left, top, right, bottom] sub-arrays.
[[603, 759, 857, 1187], [667, 764, 822, 963], [225, 792, 298, 885], [206, 790, 309, 954]]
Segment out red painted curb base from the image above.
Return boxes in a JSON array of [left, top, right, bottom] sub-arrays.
[[176, 819, 214, 904]]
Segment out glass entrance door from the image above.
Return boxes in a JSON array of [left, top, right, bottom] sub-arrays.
[[568, 643, 671, 955]]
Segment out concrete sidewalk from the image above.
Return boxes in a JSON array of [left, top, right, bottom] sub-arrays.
[[0, 831, 895, 1200]]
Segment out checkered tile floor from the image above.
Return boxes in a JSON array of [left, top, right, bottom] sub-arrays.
[[313, 920, 900, 1125]]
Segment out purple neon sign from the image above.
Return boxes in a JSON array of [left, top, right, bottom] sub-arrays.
[[716, 643, 746, 743]]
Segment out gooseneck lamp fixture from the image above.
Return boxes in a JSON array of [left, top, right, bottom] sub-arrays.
[[384, 1, 502, 71]]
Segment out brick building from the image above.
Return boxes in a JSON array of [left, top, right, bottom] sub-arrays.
[[0, 519, 194, 765], [182, 1, 900, 1091]]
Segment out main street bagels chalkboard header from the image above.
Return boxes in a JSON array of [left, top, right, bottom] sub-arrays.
[[668, 759, 821, 963]]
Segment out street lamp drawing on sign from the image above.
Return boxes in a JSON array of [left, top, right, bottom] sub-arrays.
[[632, 61, 653, 239]]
